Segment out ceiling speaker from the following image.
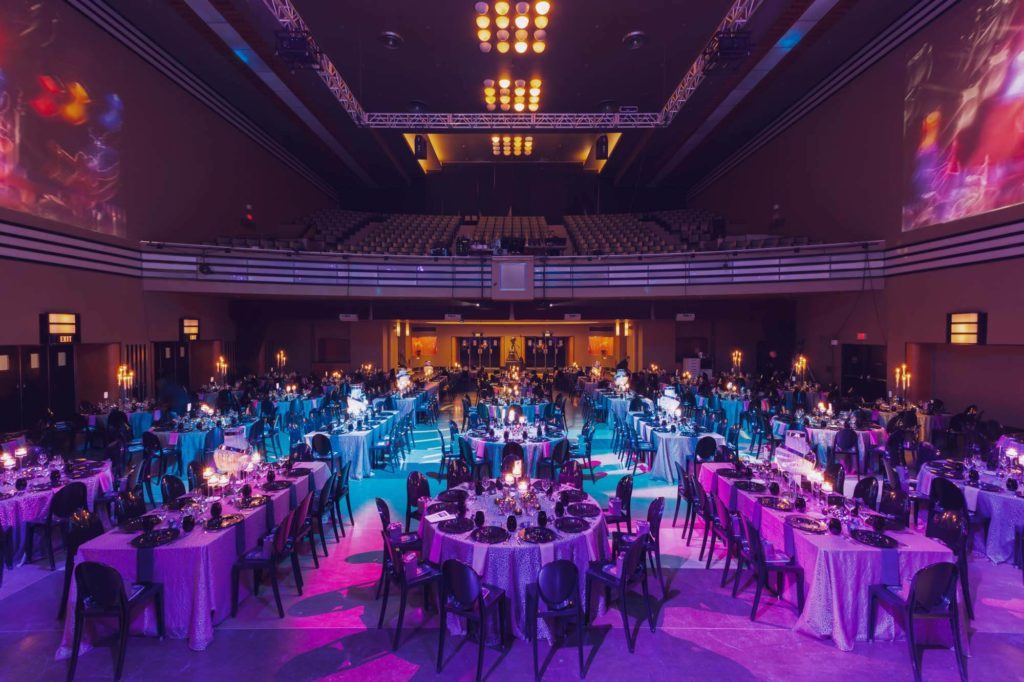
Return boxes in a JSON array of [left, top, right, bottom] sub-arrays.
[[595, 135, 609, 160], [414, 135, 428, 160]]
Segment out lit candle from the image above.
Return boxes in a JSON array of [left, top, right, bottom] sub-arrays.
[[512, 460, 522, 478], [517, 480, 528, 494], [203, 467, 214, 481], [822, 481, 833, 494], [503, 473, 515, 486]]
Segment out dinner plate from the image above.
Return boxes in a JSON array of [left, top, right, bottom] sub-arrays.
[[717, 469, 746, 479], [236, 495, 270, 510], [262, 480, 292, 492], [851, 529, 898, 549], [438, 517, 475, 533], [758, 496, 794, 511], [734, 480, 768, 494], [554, 516, 589, 533], [438, 489, 469, 503], [427, 501, 457, 515], [785, 514, 827, 534], [567, 502, 601, 518], [205, 514, 244, 531], [471, 526, 510, 544], [967, 482, 1004, 493], [521, 526, 556, 544], [130, 528, 180, 549]]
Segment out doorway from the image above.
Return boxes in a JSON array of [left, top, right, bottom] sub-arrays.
[[841, 344, 887, 401]]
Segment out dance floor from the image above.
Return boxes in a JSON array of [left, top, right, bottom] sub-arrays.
[[1, 396, 1021, 681]]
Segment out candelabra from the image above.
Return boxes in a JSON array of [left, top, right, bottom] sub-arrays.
[[894, 363, 911, 400], [793, 355, 808, 383], [275, 350, 287, 370], [731, 349, 743, 374], [116, 364, 135, 403], [215, 356, 228, 382]]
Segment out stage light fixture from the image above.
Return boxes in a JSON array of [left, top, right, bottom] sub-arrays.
[[535, 1, 550, 15], [515, 14, 530, 29], [495, 1, 510, 15], [475, 1, 551, 55]]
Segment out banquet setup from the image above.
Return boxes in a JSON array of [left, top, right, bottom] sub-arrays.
[[3, 0, 1024, 680]]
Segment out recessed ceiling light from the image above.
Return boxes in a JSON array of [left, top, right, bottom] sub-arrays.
[[379, 31, 404, 49], [408, 99, 429, 112], [622, 30, 647, 50]]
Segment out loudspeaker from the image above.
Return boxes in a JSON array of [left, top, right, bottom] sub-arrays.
[[414, 135, 428, 160], [595, 135, 609, 160]]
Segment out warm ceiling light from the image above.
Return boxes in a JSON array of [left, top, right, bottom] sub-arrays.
[[515, 29, 529, 41], [476, 15, 490, 29], [492, 135, 500, 143], [515, 2, 530, 13], [478, 29, 491, 42], [525, 136, 533, 143], [484, 86, 496, 96], [498, 78, 511, 89], [485, 96, 496, 104], [515, 78, 526, 86], [495, 1, 510, 14], [533, 29, 547, 42], [495, 15, 510, 29], [514, 87, 525, 96], [478, 1, 551, 55], [475, 2, 489, 14], [535, 1, 550, 15], [529, 87, 540, 96], [514, 102, 525, 111], [515, 14, 530, 29], [499, 95, 511, 104], [534, 15, 548, 29], [500, 103, 511, 111], [514, 41, 528, 53], [532, 41, 546, 53], [497, 41, 510, 53], [528, 102, 539, 111], [483, 78, 495, 87], [530, 78, 542, 87], [496, 29, 510, 41], [479, 42, 492, 53], [486, 103, 496, 110], [502, 136, 511, 143]]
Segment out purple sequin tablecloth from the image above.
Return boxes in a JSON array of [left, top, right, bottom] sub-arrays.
[[55, 462, 329, 659], [698, 462, 953, 651], [419, 484, 609, 641]]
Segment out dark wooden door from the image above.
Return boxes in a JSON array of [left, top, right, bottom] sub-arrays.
[[841, 344, 887, 402], [46, 344, 76, 419], [20, 346, 46, 427], [0, 346, 19, 432]]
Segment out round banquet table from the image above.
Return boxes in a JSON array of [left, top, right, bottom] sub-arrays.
[[86, 410, 155, 439], [150, 428, 208, 474], [874, 408, 950, 444], [0, 461, 113, 560], [916, 464, 1024, 564], [418, 483, 609, 640], [803, 425, 886, 470], [477, 401, 550, 423], [463, 432, 566, 478], [274, 396, 320, 420]]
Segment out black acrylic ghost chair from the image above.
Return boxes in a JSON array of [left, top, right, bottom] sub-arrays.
[[853, 476, 879, 510], [25, 481, 87, 570], [405, 470, 431, 533], [584, 535, 653, 654], [447, 458, 473, 489], [58, 509, 105, 621], [67, 561, 164, 682], [925, 508, 975, 620], [868, 561, 967, 682], [374, 498, 422, 600], [732, 515, 805, 621], [378, 531, 440, 651], [437, 559, 508, 681], [613, 497, 667, 597], [159, 474, 186, 505], [526, 559, 585, 681], [603, 474, 634, 532], [231, 508, 302, 619]]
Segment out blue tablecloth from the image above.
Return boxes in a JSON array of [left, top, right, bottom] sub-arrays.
[[304, 411, 397, 479]]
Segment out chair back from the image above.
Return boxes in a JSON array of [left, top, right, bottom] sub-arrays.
[[317, 473, 337, 513], [406, 471, 430, 508], [929, 477, 967, 512], [823, 462, 845, 493], [502, 441, 525, 461], [289, 491, 315, 536], [646, 497, 665, 543], [852, 476, 878, 510], [272, 509, 295, 556], [537, 559, 579, 606], [375, 497, 392, 529], [51, 482, 88, 518], [66, 509, 105, 556], [616, 535, 647, 584], [834, 427, 858, 452], [615, 474, 634, 510], [695, 435, 719, 461], [908, 562, 960, 614], [117, 487, 148, 519], [878, 483, 909, 520], [740, 515, 770, 566], [447, 459, 471, 488], [442, 559, 484, 610], [142, 431, 161, 455], [74, 561, 126, 611], [501, 452, 524, 475], [160, 475, 186, 503], [558, 460, 583, 489], [187, 460, 203, 491], [311, 433, 332, 457], [203, 427, 223, 453], [448, 420, 460, 441], [925, 508, 968, 554]]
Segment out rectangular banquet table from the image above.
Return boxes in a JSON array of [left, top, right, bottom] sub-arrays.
[[0, 463, 114, 560], [303, 411, 397, 479], [631, 414, 725, 482], [697, 462, 954, 651], [56, 461, 330, 658]]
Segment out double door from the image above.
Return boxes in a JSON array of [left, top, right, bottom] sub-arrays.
[[0, 344, 74, 430]]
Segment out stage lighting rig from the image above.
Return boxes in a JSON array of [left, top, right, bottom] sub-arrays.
[[703, 29, 752, 70], [275, 29, 322, 70]]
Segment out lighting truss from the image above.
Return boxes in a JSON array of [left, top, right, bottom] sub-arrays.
[[259, 0, 764, 130], [362, 112, 663, 130], [261, 0, 366, 123], [660, 0, 763, 122]]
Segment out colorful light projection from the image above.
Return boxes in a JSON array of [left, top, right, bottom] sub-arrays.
[[0, 1, 125, 235], [903, 0, 1024, 231]]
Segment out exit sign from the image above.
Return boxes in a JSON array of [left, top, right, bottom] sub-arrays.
[[856, 332, 867, 341]]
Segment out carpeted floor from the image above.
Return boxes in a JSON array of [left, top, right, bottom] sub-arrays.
[[1, 393, 1021, 681]]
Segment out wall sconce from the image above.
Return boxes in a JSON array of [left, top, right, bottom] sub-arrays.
[[947, 312, 986, 345]]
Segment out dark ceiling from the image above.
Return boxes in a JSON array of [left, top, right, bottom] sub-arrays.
[[98, 0, 934, 200]]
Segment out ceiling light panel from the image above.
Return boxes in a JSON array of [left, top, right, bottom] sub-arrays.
[[475, 2, 550, 54]]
